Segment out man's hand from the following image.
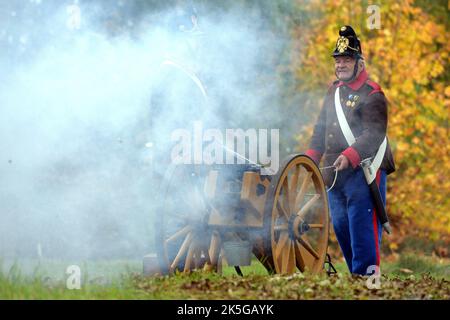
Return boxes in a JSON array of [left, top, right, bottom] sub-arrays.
[[333, 154, 350, 171]]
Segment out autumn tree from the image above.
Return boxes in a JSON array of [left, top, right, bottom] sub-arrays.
[[291, 0, 449, 241]]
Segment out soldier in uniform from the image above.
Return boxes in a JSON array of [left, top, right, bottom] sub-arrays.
[[305, 26, 395, 275]]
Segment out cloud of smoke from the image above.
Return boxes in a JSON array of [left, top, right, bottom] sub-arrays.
[[0, 0, 286, 261]]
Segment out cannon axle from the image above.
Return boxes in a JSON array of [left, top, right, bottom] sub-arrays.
[[288, 214, 310, 240]]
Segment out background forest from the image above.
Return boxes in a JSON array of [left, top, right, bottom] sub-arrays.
[[0, 0, 448, 259]]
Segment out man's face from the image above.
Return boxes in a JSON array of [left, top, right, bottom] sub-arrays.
[[334, 56, 356, 81]]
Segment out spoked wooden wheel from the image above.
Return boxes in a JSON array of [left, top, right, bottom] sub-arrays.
[[154, 164, 221, 274], [261, 154, 329, 274]]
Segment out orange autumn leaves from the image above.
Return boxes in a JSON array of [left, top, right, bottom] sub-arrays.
[[293, 0, 450, 239]]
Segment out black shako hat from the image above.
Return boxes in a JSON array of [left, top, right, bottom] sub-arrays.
[[332, 25, 362, 58]]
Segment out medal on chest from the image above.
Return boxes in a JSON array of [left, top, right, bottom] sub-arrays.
[[345, 94, 359, 108]]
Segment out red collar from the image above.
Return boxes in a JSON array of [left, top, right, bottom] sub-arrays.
[[337, 69, 368, 91]]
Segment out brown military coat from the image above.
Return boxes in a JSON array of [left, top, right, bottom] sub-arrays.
[[306, 69, 395, 185]]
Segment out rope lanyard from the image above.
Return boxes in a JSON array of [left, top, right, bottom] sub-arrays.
[[319, 165, 338, 192]]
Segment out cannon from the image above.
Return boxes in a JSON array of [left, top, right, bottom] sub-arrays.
[[154, 154, 330, 275]]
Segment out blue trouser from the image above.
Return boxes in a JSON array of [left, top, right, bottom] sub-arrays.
[[328, 168, 386, 275]]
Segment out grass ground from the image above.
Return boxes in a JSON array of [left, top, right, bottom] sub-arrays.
[[0, 253, 448, 299]]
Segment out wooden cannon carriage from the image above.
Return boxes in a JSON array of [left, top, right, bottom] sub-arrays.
[[154, 154, 330, 275]]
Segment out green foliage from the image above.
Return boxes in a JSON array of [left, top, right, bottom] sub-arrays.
[[392, 254, 450, 277]]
